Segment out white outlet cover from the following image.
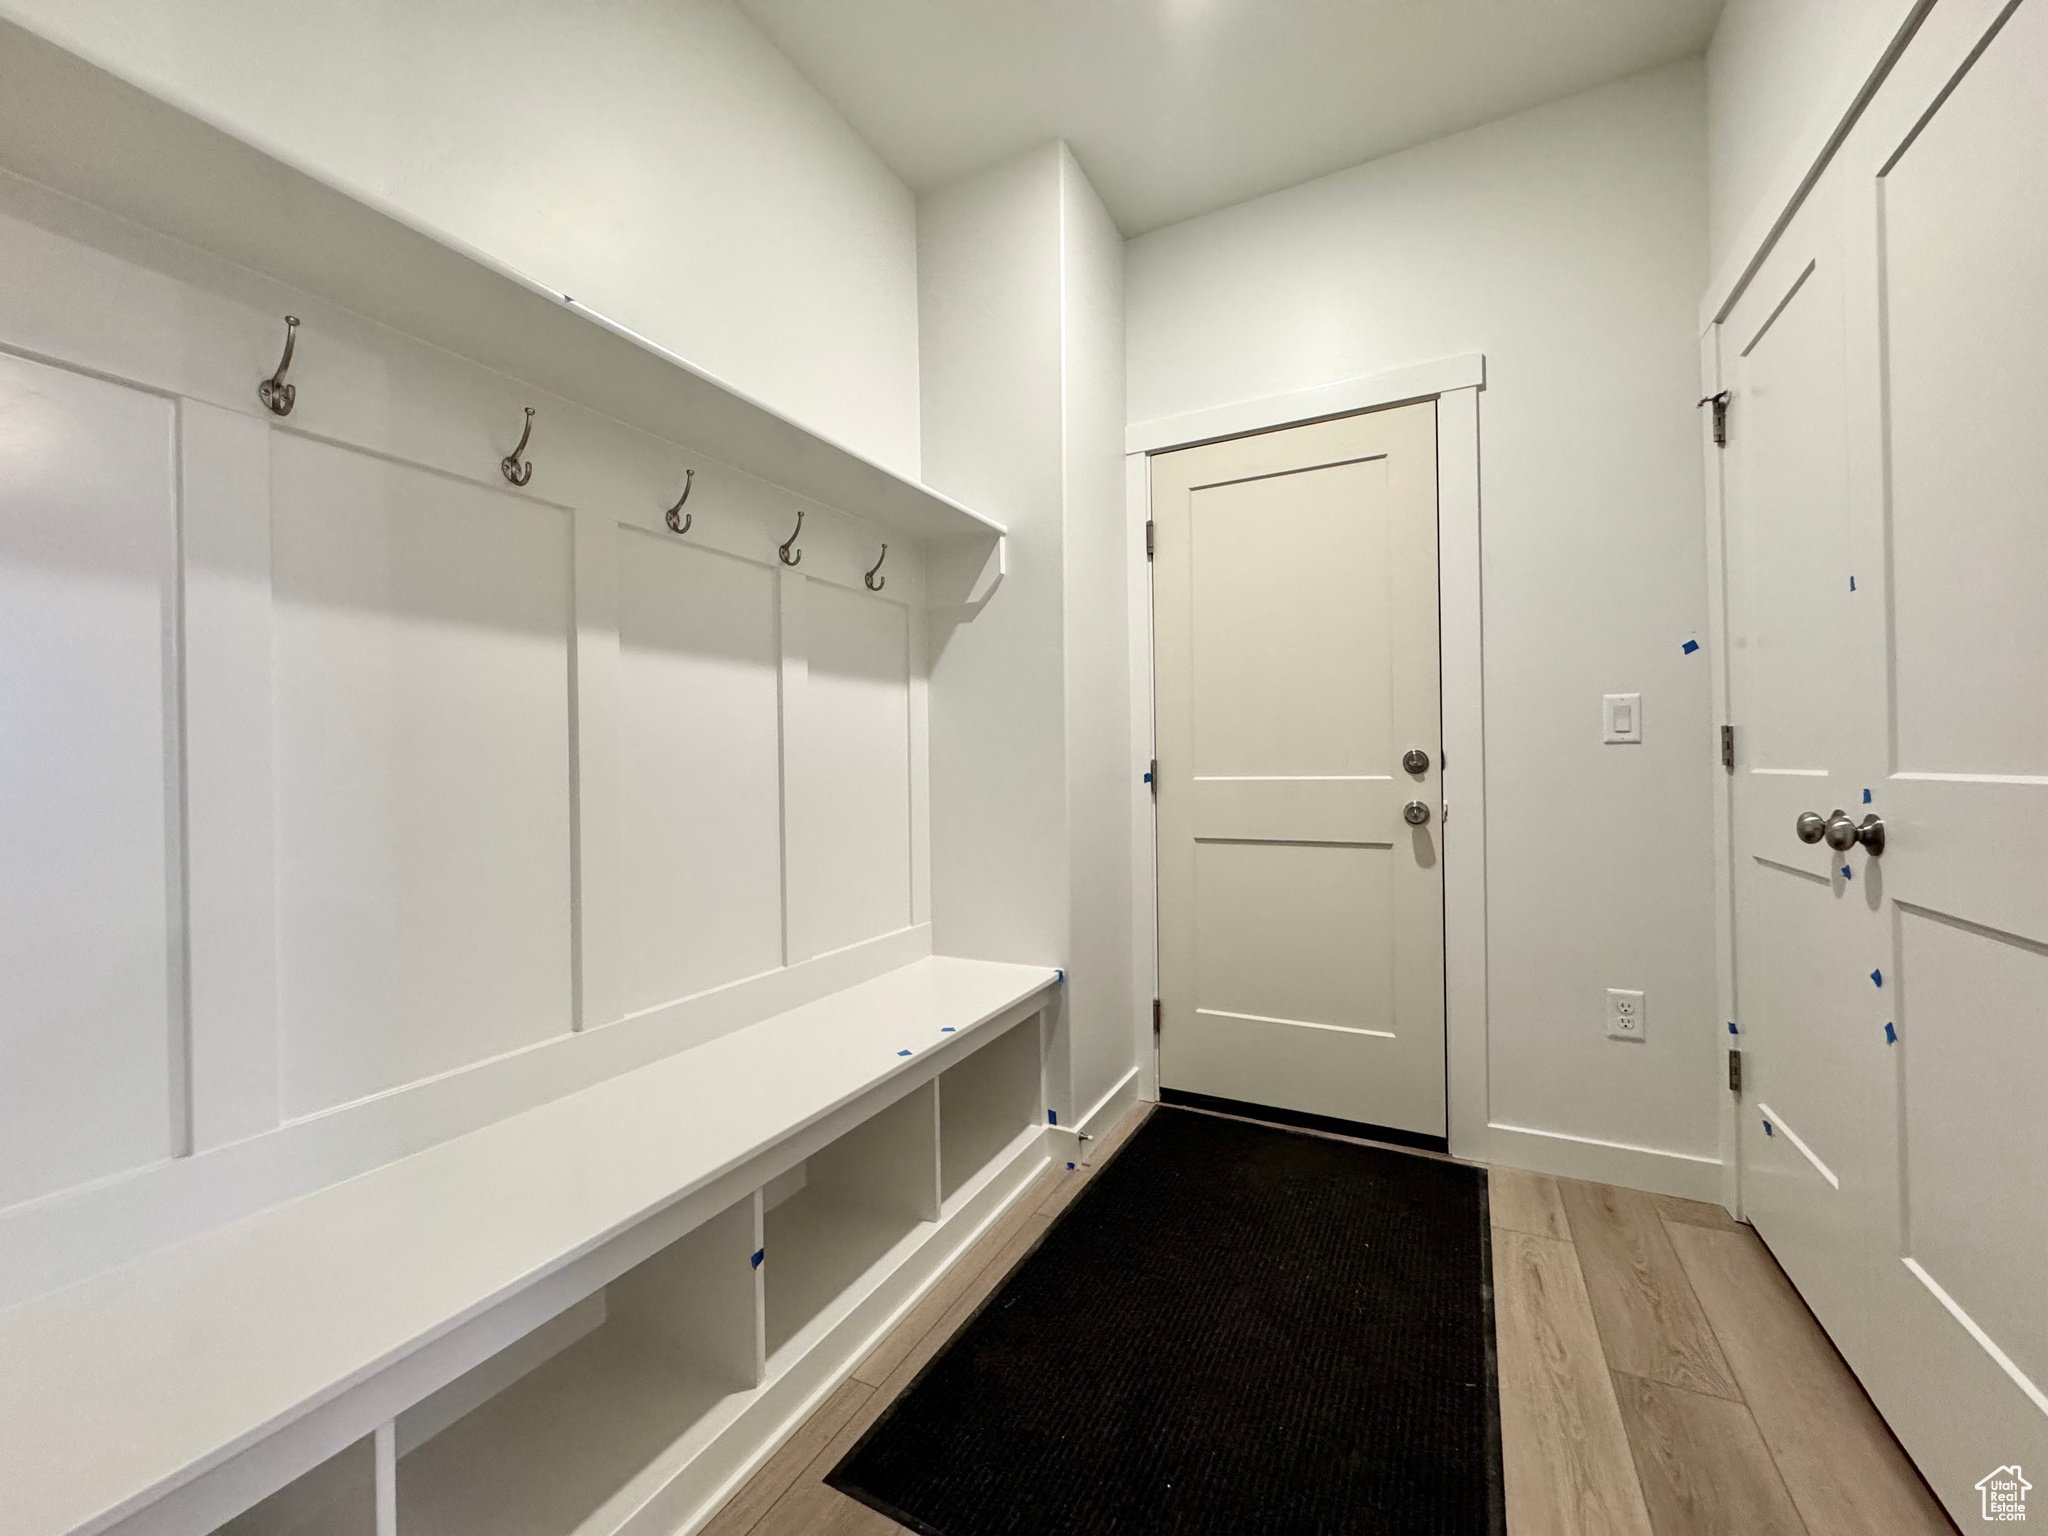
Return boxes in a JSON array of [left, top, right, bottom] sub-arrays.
[[1607, 988, 1645, 1041], [1603, 693, 1642, 744]]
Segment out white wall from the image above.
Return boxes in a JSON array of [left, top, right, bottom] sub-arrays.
[[921, 143, 1137, 1131], [1706, 0, 1920, 277], [1127, 62, 1720, 1177], [0, 0, 923, 476]]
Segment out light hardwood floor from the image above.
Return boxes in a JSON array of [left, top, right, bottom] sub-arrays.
[[702, 1104, 1956, 1535]]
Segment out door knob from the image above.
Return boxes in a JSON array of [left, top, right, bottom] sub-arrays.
[[1402, 748, 1430, 775], [1402, 800, 1431, 826], [1806, 809, 1886, 856]]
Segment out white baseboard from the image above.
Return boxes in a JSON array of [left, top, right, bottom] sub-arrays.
[[1051, 1065, 1142, 1170], [1480, 1122, 1723, 1203]]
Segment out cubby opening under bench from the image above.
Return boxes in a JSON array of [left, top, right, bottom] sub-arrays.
[[2, 956, 1060, 1536]]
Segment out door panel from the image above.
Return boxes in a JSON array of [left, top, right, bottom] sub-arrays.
[[1725, 0, 2048, 1515], [1153, 403, 1444, 1139]]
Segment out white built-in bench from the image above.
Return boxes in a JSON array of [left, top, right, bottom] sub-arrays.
[[1, 957, 1061, 1536]]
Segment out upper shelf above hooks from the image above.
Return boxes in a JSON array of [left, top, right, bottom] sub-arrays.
[[0, 20, 1008, 551]]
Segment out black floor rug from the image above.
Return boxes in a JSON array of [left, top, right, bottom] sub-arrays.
[[829, 1106, 1503, 1536]]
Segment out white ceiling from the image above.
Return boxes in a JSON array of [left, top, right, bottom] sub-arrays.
[[736, 0, 1725, 235]]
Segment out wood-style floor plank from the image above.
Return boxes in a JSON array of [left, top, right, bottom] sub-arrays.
[[1561, 1178, 1742, 1400], [1653, 1192, 1745, 1232], [1492, 1227, 1655, 1536], [1667, 1222, 1955, 1535], [698, 1379, 874, 1536], [1489, 1166, 1571, 1240], [1611, 1370, 1808, 1536]]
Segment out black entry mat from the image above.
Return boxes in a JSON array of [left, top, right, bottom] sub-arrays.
[[828, 1106, 1504, 1536]]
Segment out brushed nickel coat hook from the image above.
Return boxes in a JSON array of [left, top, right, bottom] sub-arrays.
[[778, 508, 804, 567], [864, 544, 888, 591], [258, 315, 300, 417], [665, 469, 695, 534], [501, 407, 535, 486]]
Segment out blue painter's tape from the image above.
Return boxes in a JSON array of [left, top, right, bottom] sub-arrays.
[[1727, 1021, 1738, 1035], [1884, 1021, 1897, 1045], [941, 1026, 955, 1033], [897, 1049, 911, 1057], [1048, 1110, 1058, 1125], [750, 1249, 764, 1270], [1849, 575, 1857, 591], [1056, 968, 1065, 984], [1142, 770, 1153, 784], [1681, 638, 1700, 654], [1066, 1162, 1076, 1171], [1842, 865, 1853, 880], [1871, 968, 1884, 988], [1763, 1121, 1775, 1136], [1863, 788, 1872, 804]]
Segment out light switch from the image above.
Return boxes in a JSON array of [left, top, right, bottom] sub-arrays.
[[1603, 693, 1642, 744]]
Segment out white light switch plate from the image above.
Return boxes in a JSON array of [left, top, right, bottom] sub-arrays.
[[1607, 988, 1645, 1040], [1603, 692, 1642, 743]]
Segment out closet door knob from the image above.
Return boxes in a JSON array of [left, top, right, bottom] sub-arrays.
[[1402, 748, 1430, 775], [1795, 811, 1827, 844], [1402, 800, 1431, 827]]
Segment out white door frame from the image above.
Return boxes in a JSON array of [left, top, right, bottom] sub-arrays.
[[1122, 353, 1490, 1161]]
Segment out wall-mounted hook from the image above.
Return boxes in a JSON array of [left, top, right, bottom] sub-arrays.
[[501, 407, 535, 486], [665, 469, 695, 534], [864, 544, 888, 591], [258, 315, 300, 417], [778, 509, 804, 567]]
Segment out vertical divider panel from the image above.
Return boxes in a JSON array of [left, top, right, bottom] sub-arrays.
[[180, 400, 281, 1151], [776, 567, 808, 967], [749, 1189, 768, 1384], [571, 509, 623, 1032], [908, 589, 932, 928], [606, 1196, 761, 1391], [373, 1421, 396, 1536]]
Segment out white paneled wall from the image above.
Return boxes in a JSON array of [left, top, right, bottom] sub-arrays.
[[616, 536, 785, 1012], [0, 354, 180, 1207], [0, 164, 937, 1268], [272, 438, 576, 1115]]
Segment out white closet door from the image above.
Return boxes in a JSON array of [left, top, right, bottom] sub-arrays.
[[0, 352, 179, 1206], [1723, 0, 2048, 1517]]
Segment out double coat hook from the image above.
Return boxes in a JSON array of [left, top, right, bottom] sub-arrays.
[[665, 469, 695, 534], [779, 509, 804, 567], [258, 315, 299, 417], [501, 407, 535, 486], [865, 544, 888, 591]]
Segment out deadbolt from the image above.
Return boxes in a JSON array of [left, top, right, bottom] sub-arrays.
[[1402, 799, 1431, 827], [1402, 748, 1430, 775]]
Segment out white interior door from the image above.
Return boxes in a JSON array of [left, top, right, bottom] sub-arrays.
[[1722, 0, 2048, 1518], [1151, 402, 1446, 1143]]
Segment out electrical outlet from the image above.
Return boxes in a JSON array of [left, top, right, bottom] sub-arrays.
[[1603, 693, 1642, 743], [1606, 988, 1645, 1041]]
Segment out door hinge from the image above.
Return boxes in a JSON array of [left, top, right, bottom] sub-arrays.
[[1152, 998, 1162, 1037], [1727, 1048, 1743, 1095], [1698, 390, 1730, 447], [1720, 724, 1735, 770], [1145, 519, 1155, 559], [1147, 757, 1158, 796]]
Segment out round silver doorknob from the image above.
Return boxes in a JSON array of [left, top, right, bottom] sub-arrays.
[[1795, 811, 1827, 844], [1402, 748, 1430, 775], [1823, 810, 1861, 851], [1402, 800, 1431, 826]]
